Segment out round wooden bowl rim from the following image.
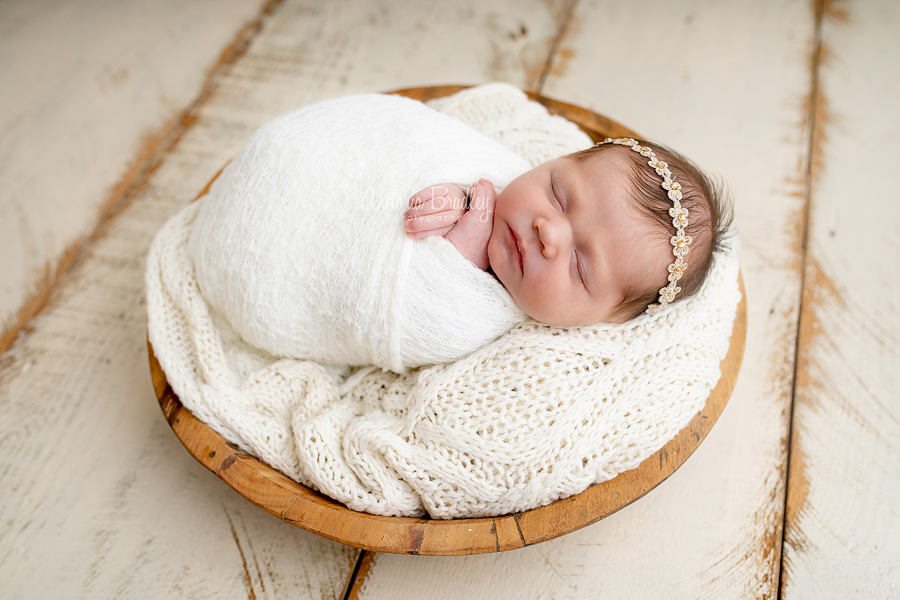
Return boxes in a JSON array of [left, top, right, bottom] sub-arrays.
[[149, 85, 747, 556]]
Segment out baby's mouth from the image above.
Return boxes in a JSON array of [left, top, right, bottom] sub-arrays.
[[508, 226, 524, 275]]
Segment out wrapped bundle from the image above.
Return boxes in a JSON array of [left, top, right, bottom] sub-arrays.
[[187, 93, 529, 372]]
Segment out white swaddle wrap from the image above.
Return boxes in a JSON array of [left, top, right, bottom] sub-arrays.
[[187, 93, 528, 372]]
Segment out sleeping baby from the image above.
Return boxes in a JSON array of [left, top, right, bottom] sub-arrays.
[[404, 137, 730, 327], [187, 90, 729, 373]]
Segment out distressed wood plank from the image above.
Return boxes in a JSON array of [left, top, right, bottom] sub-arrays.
[[352, 1, 815, 598], [0, 0, 268, 342], [782, 1, 900, 597], [0, 0, 571, 596]]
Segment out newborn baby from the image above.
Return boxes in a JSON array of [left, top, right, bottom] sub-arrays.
[[188, 92, 729, 373], [404, 138, 729, 326]]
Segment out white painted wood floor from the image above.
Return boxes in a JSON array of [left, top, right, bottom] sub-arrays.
[[0, 1, 896, 598]]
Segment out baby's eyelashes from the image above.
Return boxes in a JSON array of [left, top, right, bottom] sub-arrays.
[[549, 175, 564, 211], [572, 252, 586, 287]]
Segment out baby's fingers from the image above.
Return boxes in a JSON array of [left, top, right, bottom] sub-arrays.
[[403, 208, 464, 235], [467, 179, 497, 222], [408, 184, 464, 209], [403, 201, 465, 221], [406, 224, 457, 239]]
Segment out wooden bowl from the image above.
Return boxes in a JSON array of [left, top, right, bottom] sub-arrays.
[[149, 86, 747, 556]]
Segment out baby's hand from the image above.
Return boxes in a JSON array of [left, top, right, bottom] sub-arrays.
[[445, 179, 496, 271], [404, 184, 468, 238]]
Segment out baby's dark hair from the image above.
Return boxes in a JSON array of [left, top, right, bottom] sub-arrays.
[[571, 139, 733, 320]]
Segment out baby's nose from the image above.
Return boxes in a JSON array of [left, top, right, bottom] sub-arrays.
[[534, 216, 565, 259]]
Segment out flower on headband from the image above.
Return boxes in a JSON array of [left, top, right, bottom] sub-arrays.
[[668, 259, 686, 274], [662, 180, 681, 191], [667, 259, 687, 283], [661, 179, 682, 201], [659, 285, 680, 304], [651, 159, 669, 175], [671, 230, 692, 258], [670, 206, 689, 228]]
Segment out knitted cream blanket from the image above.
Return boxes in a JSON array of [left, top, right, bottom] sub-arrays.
[[146, 83, 741, 519]]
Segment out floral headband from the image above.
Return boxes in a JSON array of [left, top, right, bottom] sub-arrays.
[[598, 137, 692, 314]]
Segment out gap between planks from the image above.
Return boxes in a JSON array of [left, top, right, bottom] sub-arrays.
[[532, 0, 579, 93], [779, 0, 832, 598], [342, 551, 370, 600]]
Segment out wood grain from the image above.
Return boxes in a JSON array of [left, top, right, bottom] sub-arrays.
[[781, 1, 900, 597], [147, 85, 747, 553], [0, 0, 268, 346]]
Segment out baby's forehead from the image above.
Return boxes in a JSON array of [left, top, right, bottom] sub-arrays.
[[566, 149, 639, 194], [564, 151, 641, 207], [571, 145, 635, 171]]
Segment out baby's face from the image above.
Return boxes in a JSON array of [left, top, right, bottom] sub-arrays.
[[487, 150, 670, 326]]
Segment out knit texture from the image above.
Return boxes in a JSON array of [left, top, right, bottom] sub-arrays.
[[146, 83, 742, 518]]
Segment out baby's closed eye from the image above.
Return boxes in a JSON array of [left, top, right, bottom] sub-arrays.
[[549, 174, 565, 211], [571, 252, 586, 287]]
